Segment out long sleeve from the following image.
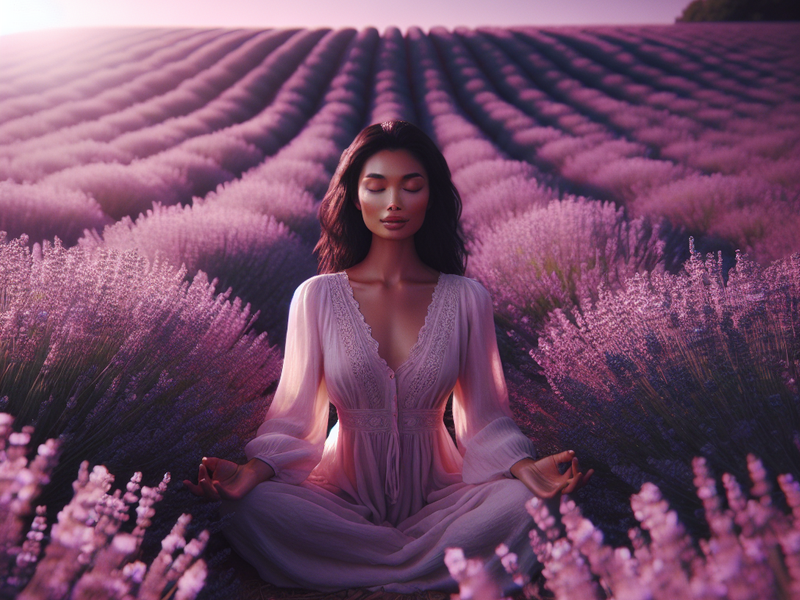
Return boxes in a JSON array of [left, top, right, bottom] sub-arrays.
[[244, 277, 329, 485], [452, 278, 536, 484]]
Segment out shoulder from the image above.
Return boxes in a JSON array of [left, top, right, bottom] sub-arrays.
[[445, 274, 493, 303], [296, 272, 341, 290], [442, 274, 494, 317], [290, 273, 340, 306]]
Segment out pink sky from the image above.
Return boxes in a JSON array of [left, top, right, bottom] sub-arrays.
[[1, 0, 691, 36]]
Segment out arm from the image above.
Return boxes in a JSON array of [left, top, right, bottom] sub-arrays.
[[452, 279, 538, 483], [453, 279, 592, 497], [185, 277, 329, 499], [242, 277, 329, 484]]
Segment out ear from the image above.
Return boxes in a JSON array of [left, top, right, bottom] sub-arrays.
[[353, 199, 362, 211]]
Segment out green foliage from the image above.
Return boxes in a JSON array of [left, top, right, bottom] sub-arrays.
[[677, 0, 800, 22]]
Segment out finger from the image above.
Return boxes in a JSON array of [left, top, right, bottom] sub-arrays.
[[187, 465, 206, 494], [565, 468, 595, 494], [578, 469, 595, 489], [563, 474, 582, 494], [202, 456, 219, 473], [211, 481, 229, 501], [574, 465, 593, 485], [570, 457, 582, 481], [198, 465, 221, 501], [540, 480, 569, 499]]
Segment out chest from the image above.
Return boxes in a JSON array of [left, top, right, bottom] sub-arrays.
[[349, 282, 437, 373]]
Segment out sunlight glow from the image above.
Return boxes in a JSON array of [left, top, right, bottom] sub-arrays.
[[0, 0, 690, 37]]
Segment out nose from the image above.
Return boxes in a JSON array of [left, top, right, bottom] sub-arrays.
[[386, 187, 402, 211]]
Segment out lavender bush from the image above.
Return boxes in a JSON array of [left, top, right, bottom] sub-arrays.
[[469, 198, 665, 339], [634, 173, 800, 263], [0, 30, 220, 136], [81, 201, 317, 342], [533, 244, 800, 513], [0, 181, 111, 246], [0, 232, 280, 510], [203, 178, 320, 242], [0, 30, 229, 114]]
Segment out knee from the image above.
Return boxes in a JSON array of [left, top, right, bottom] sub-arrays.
[[499, 477, 535, 515]]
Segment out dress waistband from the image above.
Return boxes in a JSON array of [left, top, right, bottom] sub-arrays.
[[336, 407, 445, 433]]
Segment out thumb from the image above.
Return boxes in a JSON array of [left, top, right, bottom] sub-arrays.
[[551, 450, 575, 466], [202, 456, 220, 472]]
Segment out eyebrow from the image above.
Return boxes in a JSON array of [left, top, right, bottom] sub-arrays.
[[363, 172, 425, 180]]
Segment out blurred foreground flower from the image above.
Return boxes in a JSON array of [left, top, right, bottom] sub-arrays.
[[0, 413, 207, 599], [449, 455, 800, 599]]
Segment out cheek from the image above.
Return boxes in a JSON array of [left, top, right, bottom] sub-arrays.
[[354, 189, 366, 211], [417, 192, 431, 215]]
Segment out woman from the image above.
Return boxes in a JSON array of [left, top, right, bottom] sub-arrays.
[[185, 120, 591, 592]]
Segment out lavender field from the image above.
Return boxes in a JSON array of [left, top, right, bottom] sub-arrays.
[[1, 23, 799, 598]]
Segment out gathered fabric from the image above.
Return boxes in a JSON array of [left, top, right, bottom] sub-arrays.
[[222, 272, 539, 592]]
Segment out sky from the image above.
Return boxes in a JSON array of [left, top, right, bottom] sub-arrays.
[[0, 0, 692, 37]]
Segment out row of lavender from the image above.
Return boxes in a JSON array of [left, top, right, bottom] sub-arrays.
[[1, 25, 798, 261], [0, 23, 798, 596]]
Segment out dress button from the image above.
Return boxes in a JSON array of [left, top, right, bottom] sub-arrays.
[[389, 373, 394, 379]]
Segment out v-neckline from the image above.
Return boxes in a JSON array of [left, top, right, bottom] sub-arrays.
[[339, 271, 444, 375]]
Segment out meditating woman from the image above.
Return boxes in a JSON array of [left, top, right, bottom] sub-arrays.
[[185, 120, 592, 592]]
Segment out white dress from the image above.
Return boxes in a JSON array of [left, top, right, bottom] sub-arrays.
[[221, 272, 539, 592]]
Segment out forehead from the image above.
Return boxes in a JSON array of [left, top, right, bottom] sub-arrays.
[[359, 149, 427, 178]]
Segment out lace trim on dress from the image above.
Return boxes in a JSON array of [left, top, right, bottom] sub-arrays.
[[337, 408, 393, 431], [404, 275, 458, 408], [399, 407, 446, 432], [329, 274, 384, 408], [337, 407, 445, 433], [340, 271, 443, 377]]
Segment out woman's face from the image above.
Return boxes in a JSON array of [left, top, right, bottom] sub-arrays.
[[355, 149, 429, 241]]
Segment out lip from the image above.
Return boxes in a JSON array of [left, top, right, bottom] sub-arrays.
[[381, 219, 408, 230], [381, 217, 408, 223]]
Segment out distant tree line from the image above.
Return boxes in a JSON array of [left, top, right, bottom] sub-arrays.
[[678, 0, 800, 21]]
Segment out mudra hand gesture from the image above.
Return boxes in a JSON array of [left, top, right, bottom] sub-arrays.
[[186, 452, 592, 501], [183, 457, 274, 501], [510, 451, 593, 499]]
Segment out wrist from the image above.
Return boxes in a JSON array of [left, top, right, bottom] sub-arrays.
[[245, 458, 275, 483], [510, 456, 535, 479]]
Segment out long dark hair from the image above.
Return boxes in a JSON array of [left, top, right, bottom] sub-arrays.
[[315, 120, 467, 275]]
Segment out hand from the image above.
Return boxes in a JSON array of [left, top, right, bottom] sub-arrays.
[[183, 457, 274, 501], [510, 451, 593, 499]]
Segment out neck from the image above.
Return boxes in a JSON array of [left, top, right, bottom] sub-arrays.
[[354, 236, 434, 285]]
